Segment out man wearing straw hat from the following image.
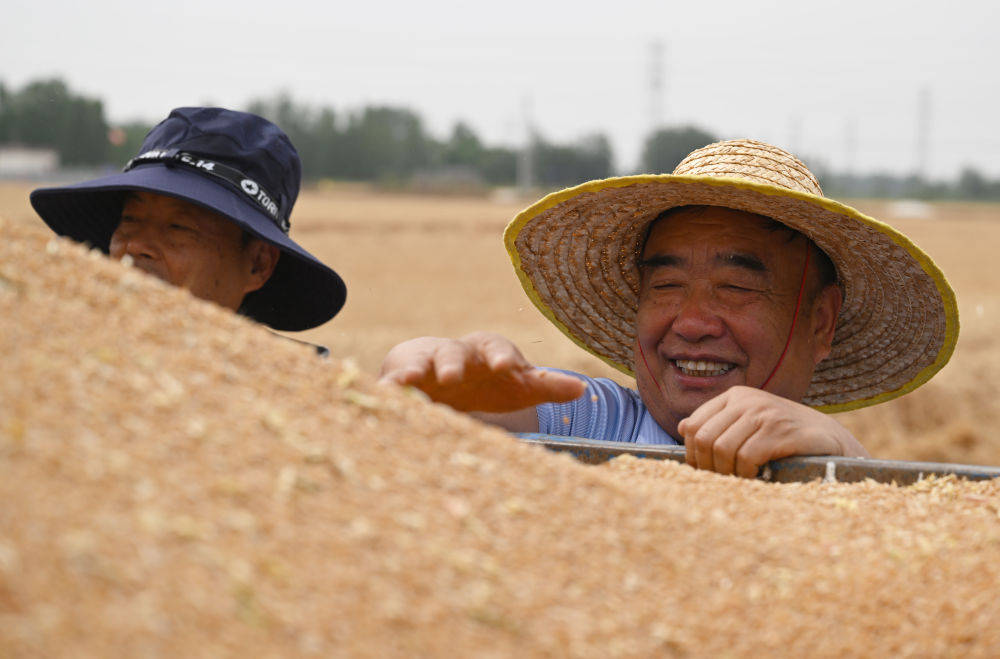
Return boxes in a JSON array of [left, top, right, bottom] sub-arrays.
[[30, 107, 347, 337], [380, 140, 958, 478]]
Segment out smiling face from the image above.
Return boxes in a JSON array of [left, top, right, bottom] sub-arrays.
[[109, 191, 279, 312], [633, 206, 841, 438]]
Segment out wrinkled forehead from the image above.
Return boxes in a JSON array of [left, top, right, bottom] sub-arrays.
[[641, 205, 798, 257], [120, 190, 235, 227], [121, 190, 198, 214]]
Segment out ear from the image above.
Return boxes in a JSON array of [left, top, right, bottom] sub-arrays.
[[810, 284, 842, 365], [243, 239, 281, 295]]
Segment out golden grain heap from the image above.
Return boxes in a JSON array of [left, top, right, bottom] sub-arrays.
[[2, 216, 1000, 657]]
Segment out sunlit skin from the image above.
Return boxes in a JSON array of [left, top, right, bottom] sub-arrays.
[[109, 191, 280, 311], [633, 206, 841, 438]]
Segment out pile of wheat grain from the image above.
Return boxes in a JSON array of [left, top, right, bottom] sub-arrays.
[[2, 216, 1000, 657]]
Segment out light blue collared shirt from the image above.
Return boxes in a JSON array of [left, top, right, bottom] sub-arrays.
[[535, 368, 680, 445]]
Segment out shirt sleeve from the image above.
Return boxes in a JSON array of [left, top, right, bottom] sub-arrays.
[[535, 368, 646, 443]]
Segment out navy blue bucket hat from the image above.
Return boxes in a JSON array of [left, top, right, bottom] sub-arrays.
[[30, 107, 346, 331]]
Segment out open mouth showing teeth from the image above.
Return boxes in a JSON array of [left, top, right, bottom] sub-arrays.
[[673, 359, 735, 377]]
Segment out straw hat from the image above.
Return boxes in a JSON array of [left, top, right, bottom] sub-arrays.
[[504, 139, 959, 413]]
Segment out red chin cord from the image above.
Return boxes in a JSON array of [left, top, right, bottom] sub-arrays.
[[638, 339, 664, 396], [637, 242, 812, 395], [759, 242, 811, 391]]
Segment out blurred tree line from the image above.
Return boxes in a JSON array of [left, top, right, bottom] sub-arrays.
[[0, 79, 109, 166], [816, 168, 1000, 201], [3, 77, 1000, 200], [244, 93, 615, 187]]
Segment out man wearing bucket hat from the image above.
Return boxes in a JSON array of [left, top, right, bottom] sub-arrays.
[[380, 139, 959, 478], [30, 107, 346, 334]]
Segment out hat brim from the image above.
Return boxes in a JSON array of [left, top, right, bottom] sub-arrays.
[[30, 163, 346, 331], [505, 174, 959, 414]]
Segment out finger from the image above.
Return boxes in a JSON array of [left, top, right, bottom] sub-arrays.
[[520, 369, 586, 404], [709, 414, 759, 476], [685, 412, 724, 472], [378, 348, 435, 386], [685, 441, 696, 467], [476, 333, 531, 372], [378, 337, 443, 378], [680, 390, 735, 469], [733, 426, 834, 479], [688, 400, 755, 474], [734, 431, 771, 479], [690, 428, 716, 472], [686, 397, 751, 458], [678, 389, 732, 438], [377, 366, 429, 387], [432, 341, 477, 385]]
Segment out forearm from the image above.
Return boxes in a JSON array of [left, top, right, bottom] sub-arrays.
[[471, 407, 540, 433]]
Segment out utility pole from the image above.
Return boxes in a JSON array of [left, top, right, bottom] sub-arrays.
[[647, 40, 666, 135], [787, 115, 802, 155], [845, 117, 857, 177], [516, 95, 534, 193], [915, 86, 931, 179]]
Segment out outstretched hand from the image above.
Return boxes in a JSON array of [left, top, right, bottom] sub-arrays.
[[677, 386, 869, 478], [378, 332, 586, 413]]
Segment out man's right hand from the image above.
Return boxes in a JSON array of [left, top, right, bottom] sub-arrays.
[[378, 332, 585, 414]]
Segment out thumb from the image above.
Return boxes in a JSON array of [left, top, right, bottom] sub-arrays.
[[524, 369, 586, 403]]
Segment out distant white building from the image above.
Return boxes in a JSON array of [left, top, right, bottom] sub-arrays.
[[0, 146, 59, 176]]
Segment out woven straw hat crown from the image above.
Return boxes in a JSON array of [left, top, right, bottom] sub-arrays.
[[505, 139, 958, 413], [672, 140, 823, 195]]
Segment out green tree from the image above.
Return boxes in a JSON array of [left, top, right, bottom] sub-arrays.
[[479, 146, 517, 185], [311, 107, 344, 179], [0, 82, 10, 143], [341, 106, 432, 181], [0, 78, 109, 165], [640, 125, 717, 174], [957, 167, 988, 199], [239, 92, 615, 187], [443, 121, 483, 168], [534, 133, 614, 186]]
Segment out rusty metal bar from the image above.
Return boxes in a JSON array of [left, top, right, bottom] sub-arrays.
[[516, 434, 1000, 485]]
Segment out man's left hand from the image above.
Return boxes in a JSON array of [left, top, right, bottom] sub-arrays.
[[677, 386, 869, 478]]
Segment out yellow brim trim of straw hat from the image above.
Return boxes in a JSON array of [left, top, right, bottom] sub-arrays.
[[504, 172, 959, 414]]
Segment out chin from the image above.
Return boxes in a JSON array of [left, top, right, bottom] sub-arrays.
[[669, 393, 716, 419], [637, 386, 697, 430]]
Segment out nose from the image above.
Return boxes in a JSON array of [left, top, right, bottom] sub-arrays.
[[109, 222, 159, 262], [670, 286, 725, 343]]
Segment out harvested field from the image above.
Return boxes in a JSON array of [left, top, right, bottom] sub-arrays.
[[3, 183, 1000, 654]]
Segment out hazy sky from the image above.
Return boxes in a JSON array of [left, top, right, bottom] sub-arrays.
[[4, 0, 998, 178]]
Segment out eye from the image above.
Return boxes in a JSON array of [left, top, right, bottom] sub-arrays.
[[719, 283, 763, 298]]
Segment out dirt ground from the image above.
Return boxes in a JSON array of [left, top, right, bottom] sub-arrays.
[[4, 181, 999, 465], [4, 209, 1000, 657]]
